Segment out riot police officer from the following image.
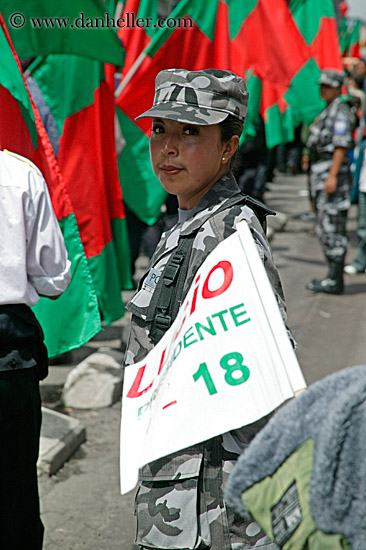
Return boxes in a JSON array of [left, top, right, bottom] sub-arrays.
[[124, 68, 288, 550], [306, 69, 355, 294]]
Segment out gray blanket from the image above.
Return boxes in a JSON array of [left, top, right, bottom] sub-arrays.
[[225, 365, 366, 549]]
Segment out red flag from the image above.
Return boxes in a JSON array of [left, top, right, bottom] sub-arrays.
[[0, 14, 101, 355]]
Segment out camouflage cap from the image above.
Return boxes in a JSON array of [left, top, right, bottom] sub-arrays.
[[136, 68, 248, 125], [318, 69, 344, 88]]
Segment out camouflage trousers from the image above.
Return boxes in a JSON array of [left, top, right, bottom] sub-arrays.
[[310, 164, 351, 265], [314, 190, 348, 264], [136, 419, 279, 550]]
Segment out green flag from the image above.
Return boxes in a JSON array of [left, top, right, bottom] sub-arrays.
[[339, 18, 361, 57], [253, 0, 342, 147], [30, 54, 132, 325], [116, 0, 342, 226], [0, 0, 124, 64], [0, 14, 102, 356]]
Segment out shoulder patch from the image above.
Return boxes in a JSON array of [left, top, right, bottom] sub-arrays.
[[144, 267, 161, 291], [334, 120, 347, 135]]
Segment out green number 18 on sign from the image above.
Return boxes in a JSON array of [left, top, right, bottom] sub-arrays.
[[192, 351, 250, 395]]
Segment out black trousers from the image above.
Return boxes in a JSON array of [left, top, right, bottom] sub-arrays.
[[0, 368, 44, 549]]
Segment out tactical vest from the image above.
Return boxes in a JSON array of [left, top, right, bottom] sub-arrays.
[[148, 194, 274, 344]]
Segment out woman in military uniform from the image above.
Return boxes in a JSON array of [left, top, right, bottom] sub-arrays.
[[124, 68, 288, 550], [306, 69, 355, 294]]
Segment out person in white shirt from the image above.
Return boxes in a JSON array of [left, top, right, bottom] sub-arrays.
[[0, 149, 71, 550]]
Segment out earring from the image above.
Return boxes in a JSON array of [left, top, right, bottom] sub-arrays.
[[222, 157, 225, 161]]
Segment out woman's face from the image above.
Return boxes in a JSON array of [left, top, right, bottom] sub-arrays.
[[149, 118, 237, 210], [320, 84, 340, 105]]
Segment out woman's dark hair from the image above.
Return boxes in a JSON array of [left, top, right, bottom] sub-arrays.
[[219, 115, 243, 171]]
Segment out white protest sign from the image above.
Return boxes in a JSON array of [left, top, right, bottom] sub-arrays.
[[120, 221, 306, 494]]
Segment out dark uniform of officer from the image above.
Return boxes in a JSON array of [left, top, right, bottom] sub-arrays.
[[306, 69, 355, 294]]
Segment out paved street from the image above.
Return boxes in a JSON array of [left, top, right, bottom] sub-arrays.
[[267, 173, 366, 384], [39, 172, 366, 550]]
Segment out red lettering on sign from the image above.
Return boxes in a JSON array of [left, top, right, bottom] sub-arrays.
[[190, 275, 201, 315], [202, 261, 233, 299], [126, 365, 153, 398], [157, 349, 167, 375], [162, 400, 177, 410], [173, 301, 189, 341]]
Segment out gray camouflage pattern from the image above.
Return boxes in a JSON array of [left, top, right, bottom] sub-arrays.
[[307, 96, 354, 184], [318, 69, 344, 88], [124, 173, 287, 550], [307, 96, 354, 263], [136, 68, 248, 125], [314, 191, 348, 262]]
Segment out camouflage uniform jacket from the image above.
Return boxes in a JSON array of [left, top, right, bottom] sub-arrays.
[[124, 173, 285, 550], [307, 96, 354, 204]]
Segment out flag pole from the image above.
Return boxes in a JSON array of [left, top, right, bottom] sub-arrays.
[[114, 50, 149, 98]]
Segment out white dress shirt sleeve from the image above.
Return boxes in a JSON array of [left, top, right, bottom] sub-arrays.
[[26, 174, 71, 297]]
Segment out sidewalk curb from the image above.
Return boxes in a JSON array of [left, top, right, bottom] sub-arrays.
[[62, 349, 124, 409], [38, 407, 86, 476], [266, 211, 288, 242], [267, 211, 288, 234]]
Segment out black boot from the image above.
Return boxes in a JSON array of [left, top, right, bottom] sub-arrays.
[[306, 261, 344, 295], [309, 260, 331, 287]]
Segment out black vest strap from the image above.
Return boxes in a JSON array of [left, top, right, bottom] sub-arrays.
[[149, 235, 196, 345]]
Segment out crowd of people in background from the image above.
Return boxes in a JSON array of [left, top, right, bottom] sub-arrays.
[[235, 57, 366, 206], [126, 57, 366, 288]]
